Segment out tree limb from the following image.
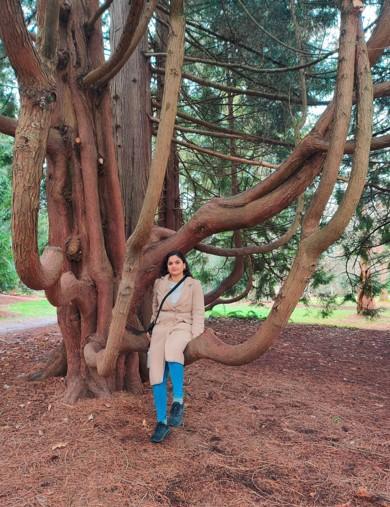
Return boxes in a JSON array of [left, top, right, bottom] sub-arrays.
[[153, 66, 328, 106], [152, 99, 294, 147], [171, 137, 279, 169], [145, 50, 334, 74], [0, 0, 48, 87], [306, 17, 373, 254], [204, 231, 245, 305], [85, 0, 114, 34], [83, 0, 157, 88], [205, 257, 253, 310], [0, 114, 17, 137], [196, 195, 304, 256], [303, 4, 357, 237]]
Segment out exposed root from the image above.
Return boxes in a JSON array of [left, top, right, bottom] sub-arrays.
[[63, 375, 88, 404], [27, 341, 67, 381]]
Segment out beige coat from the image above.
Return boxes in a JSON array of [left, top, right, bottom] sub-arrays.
[[148, 275, 205, 385]]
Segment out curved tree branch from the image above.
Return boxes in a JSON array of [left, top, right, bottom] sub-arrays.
[[205, 257, 253, 310], [196, 196, 304, 256], [306, 17, 373, 255], [83, 0, 157, 88], [302, 3, 357, 236], [85, 0, 114, 34], [204, 232, 245, 306], [0, 0, 63, 289]]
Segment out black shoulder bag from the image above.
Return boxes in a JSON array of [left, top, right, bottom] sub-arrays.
[[147, 275, 188, 334]]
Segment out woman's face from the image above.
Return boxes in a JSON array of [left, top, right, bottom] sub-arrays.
[[167, 255, 186, 278]]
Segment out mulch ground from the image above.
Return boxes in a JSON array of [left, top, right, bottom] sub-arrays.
[[0, 319, 389, 507]]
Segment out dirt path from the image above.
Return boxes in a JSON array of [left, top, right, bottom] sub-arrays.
[[0, 319, 389, 506]]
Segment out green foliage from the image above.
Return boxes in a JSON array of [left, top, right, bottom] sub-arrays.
[[207, 306, 268, 320], [0, 136, 18, 291]]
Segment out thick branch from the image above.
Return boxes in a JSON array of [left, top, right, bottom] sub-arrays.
[[83, 0, 157, 88], [303, 3, 357, 236], [307, 18, 373, 254], [0, 114, 17, 137], [0, 0, 47, 86], [3, 1, 62, 289]]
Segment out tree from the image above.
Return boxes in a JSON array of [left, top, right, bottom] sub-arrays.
[[0, 0, 389, 403]]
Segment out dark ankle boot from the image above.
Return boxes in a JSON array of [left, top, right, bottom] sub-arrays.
[[150, 422, 170, 443], [168, 402, 184, 427]]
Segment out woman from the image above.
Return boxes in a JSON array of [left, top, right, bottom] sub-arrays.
[[148, 251, 205, 443]]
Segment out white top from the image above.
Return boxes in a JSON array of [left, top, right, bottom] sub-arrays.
[[167, 280, 184, 305]]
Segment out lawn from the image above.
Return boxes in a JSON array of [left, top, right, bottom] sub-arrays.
[[207, 301, 390, 330], [1, 298, 56, 318]]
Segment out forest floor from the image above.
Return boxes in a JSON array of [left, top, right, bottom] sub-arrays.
[[0, 319, 389, 507]]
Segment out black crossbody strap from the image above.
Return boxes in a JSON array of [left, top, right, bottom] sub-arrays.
[[154, 274, 188, 324]]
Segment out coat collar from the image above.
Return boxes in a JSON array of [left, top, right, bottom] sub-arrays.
[[159, 274, 193, 297]]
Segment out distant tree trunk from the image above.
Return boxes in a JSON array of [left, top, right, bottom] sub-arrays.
[[357, 257, 376, 314], [110, 1, 152, 391], [111, 5, 151, 239]]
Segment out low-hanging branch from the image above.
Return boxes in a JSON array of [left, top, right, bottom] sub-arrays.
[[153, 66, 328, 106], [86, 0, 380, 371]]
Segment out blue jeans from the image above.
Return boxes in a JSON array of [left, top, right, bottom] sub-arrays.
[[152, 362, 184, 423]]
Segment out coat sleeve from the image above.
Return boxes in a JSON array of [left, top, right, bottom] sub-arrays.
[[151, 279, 159, 322], [191, 279, 205, 338]]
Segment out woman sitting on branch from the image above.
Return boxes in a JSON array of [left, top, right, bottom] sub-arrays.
[[148, 251, 205, 443]]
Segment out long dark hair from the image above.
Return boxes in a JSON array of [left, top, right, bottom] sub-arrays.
[[160, 250, 192, 277]]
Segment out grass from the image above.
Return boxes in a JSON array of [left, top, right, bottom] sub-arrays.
[[2, 299, 56, 318], [207, 302, 390, 329]]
